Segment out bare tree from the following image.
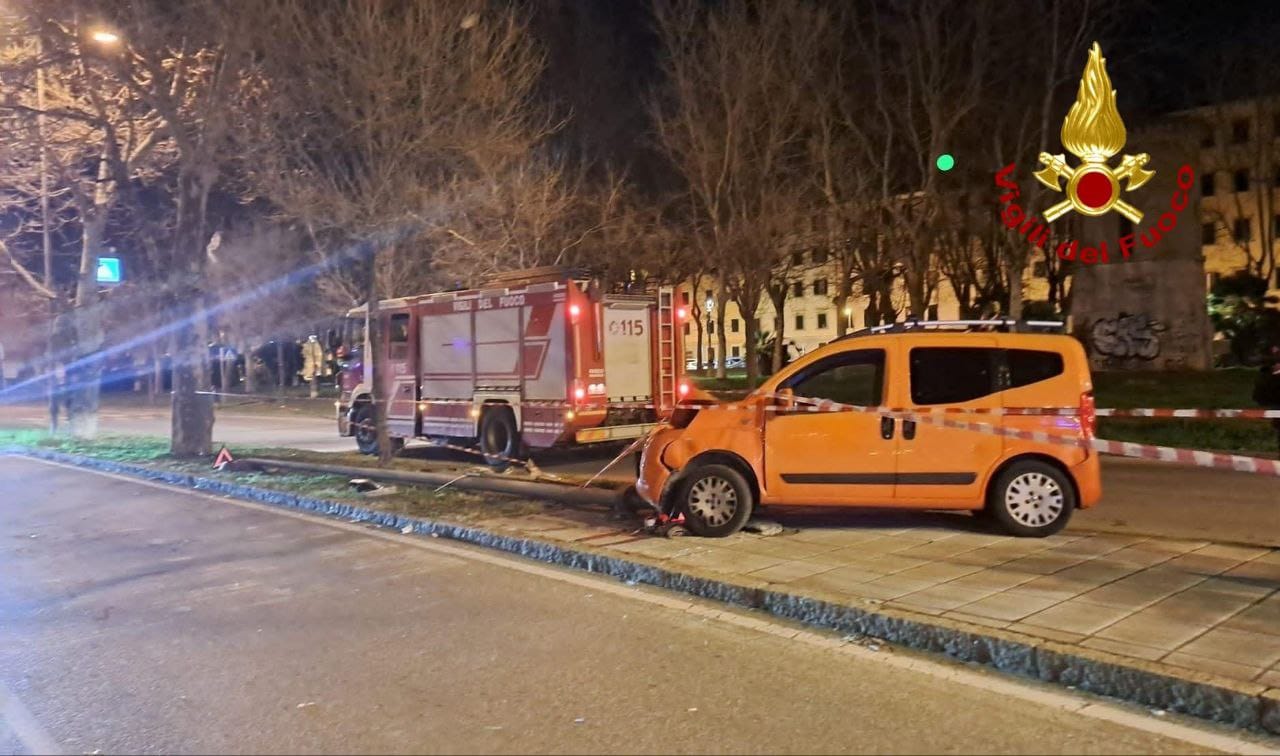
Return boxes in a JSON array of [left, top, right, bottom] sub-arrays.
[[248, 0, 549, 463], [651, 0, 824, 382], [0, 4, 172, 436]]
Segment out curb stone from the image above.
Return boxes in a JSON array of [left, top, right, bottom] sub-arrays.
[[4, 446, 1278, 736]]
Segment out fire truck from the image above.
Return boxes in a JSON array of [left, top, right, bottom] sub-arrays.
[[336, 267, 688, 465]]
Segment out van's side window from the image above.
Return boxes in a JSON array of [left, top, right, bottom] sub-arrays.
[[910, 347, 997, 404], [783, 349, 884, 407], [1006, 349, 1064, 388]]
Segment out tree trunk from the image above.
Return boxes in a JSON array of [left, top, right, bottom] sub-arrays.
[[149, 341, 162, 403], [366, 251, 392, 465], [170, 294, 215, 456], [67, 212, 108, 439], [169, 169, 216, 457], [714, 277, 727, 380], [905, 269, 928, 318], [1007, 262, 1025, 320], [770, 289, 787, 373], [694, 316, 704, 373], [833, 289, 850, 337], [743, 311, 759, 386], [66, 309, 104, 439], [244, 341, 258, 395], [275, 340, 285, 391], [46, 303, 60, 433]]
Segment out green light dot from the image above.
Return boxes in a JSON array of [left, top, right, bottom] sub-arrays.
[[936, 153, 955, 172]]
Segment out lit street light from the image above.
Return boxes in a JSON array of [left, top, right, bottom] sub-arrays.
[[90, 29, 120, 45]]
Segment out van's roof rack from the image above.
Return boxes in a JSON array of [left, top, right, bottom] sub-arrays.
[[839, 318, 1065, 340]]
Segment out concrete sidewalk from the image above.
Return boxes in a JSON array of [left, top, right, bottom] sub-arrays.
[[471, 507, 1280, 695]]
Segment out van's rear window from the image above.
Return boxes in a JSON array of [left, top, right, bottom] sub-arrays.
[[1006, 349, 1065, 389]]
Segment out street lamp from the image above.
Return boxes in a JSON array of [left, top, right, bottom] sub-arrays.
[[844, 305, 853, 328], [89, 29, 120, 45]]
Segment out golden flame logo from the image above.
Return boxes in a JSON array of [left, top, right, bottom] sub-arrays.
[[1035, 43, 1153, 223]]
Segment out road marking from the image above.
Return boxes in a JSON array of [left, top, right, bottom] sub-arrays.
[[18, 455, 1280, 755], [0, 682, 63, 756]]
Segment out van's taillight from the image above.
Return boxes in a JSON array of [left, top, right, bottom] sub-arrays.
[[1079, 391, 1097, 439]]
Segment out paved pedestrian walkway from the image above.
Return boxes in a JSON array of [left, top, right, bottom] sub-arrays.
[[473, 506, 1280, 692]]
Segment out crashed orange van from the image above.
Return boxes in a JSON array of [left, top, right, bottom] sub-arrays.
[[636, 321, 1101, 538]]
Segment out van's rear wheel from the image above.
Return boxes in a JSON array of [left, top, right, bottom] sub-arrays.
[[678, 464, 753, 538], [989, 460, 1074, 537], [479, 406, 521, 471]]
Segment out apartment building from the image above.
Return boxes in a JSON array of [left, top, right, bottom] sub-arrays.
[[1187, 98, 1280, 295]]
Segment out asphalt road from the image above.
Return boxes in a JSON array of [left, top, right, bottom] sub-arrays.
[[4, 402, 1277, 547], [4, 455, 1275, 754]]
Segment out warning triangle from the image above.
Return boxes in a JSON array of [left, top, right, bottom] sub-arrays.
[[213, 446, 234, 469]]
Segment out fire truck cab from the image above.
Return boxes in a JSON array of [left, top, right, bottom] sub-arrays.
[[336, 267, 687, 466]]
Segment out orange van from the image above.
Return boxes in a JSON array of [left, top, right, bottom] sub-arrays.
[[636, 320, 1101, 538]]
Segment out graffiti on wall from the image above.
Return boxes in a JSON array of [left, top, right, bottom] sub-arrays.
[[1090, 313, 1166, 360]]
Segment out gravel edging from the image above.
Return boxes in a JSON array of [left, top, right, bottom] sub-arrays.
[[6, 446, 1278, 735]]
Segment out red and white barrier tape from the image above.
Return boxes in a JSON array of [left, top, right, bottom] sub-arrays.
[[196, 389, 1280, 419], [733, 393, 1280, 478], [1095, 407, 1280, 419]]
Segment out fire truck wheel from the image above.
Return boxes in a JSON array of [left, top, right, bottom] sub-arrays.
[[479, 406, 522, 471], [352, 404, 404, 457], [353, 404, 378, 455]]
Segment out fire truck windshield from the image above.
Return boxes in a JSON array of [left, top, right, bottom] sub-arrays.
[[338, 317, 366, 362]]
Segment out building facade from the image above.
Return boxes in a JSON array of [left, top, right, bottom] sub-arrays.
[[680, 99, 1280, 371]]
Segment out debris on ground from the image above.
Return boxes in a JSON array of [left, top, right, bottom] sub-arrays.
[[348, 478, 399, 497], [220, 459, 266, 473], [743, 518, 784, 536]]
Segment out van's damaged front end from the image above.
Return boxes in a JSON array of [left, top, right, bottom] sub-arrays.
[[636, 397, 763, 515]]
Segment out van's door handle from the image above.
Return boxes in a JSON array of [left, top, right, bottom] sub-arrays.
[[880, 416, 895, 440], [903, 419, 917, 440]]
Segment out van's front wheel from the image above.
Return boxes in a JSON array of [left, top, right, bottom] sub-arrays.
[[678, 464, 753, 538], [989, 460, 1074, 537]]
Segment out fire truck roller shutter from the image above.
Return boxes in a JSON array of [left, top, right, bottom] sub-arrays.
[[419, 311, 476, 440], [603, 302, 653, 402]]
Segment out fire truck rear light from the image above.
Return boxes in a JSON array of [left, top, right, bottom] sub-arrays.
[[565, 410, 575, 420], [677, 307, 687, 320], [574, 387, 586, 400], [678, 381, 690, 397], [569, 303, 581, 320]]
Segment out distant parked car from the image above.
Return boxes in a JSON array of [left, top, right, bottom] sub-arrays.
[[724, 356, 746, 369]]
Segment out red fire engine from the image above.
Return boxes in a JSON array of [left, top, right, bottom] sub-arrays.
[[336, 267, 687, 465]]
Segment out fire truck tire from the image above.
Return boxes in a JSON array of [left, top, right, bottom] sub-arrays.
[[479, 406, 522, 471], [353, 404, 378, 455], [352, 403, 403, 457]]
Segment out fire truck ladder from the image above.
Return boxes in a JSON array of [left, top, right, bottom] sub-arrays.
[[656, 286, 678, 412]]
